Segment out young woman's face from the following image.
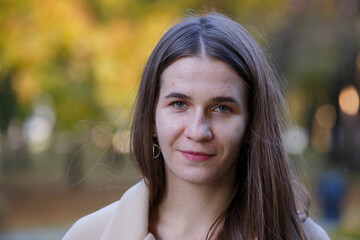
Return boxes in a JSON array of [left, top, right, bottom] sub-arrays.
[[155, 57, 248, 185]]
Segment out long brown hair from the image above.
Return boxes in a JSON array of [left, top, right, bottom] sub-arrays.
[[131, 12, 309, 240]]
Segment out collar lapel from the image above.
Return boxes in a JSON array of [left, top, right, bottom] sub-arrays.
[[100, 180, 152, 240]]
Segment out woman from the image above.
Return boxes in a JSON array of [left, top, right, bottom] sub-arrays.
[[63, 12, 330, 240]]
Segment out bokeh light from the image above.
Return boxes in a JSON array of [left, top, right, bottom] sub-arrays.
[[339, 85, 359, 116], [283, 125, 309, 154], [316, 104, 337, 130]]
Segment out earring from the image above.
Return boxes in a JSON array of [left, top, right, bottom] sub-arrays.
[[153, 143, 161, 159]]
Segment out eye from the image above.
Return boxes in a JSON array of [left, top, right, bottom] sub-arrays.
[[172, 101, 187, 109], [214, 105, 231, 113]]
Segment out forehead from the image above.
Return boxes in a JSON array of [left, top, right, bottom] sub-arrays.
[[160, 57, 247, 96]]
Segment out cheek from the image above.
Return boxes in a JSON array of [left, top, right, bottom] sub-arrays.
[[218, 120, 246, 151], [155, 112, 183, 146]]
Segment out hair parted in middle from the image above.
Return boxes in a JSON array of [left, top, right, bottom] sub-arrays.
[[131, 12, 309, 240]]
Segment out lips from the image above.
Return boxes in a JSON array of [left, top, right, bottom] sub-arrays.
[[180, 150, 215, 162]]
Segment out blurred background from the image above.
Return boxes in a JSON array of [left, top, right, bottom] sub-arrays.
[[0, 0, 359, 239]]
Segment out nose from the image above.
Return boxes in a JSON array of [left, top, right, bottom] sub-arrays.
[[184, 110, 213, 142]]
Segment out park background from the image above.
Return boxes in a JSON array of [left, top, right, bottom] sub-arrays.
[[0, 0, 359, 239]]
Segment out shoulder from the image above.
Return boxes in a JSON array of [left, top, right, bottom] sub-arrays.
[[62, 180, 149, 240], [302, 217, 330, 240], [62, 200, 119, 240]]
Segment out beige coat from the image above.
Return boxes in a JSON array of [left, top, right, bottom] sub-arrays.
[[63, 180, 330, 240]]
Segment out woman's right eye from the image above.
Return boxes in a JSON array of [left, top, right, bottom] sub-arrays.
[[172, 101, 187, 109]]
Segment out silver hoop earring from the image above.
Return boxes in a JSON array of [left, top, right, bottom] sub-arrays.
[[153, 143, 161, 159]]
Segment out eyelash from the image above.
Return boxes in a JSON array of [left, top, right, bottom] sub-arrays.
[[213, 105, 232, 113], [170, 101, 233, 114], [171, 101, 188, 109]]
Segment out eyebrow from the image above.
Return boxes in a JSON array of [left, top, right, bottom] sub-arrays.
[[165, 92, 192, 100], [165, 92, 241, 106], [212, 96, 241, 106]]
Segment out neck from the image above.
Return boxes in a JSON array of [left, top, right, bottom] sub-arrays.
[[150, 171, 236, 240]]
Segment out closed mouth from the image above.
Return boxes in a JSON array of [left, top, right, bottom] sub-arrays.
[[179, 150, 215, 162]]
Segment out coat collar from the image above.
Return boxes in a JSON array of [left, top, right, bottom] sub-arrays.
[[100, 180, 156, 240]]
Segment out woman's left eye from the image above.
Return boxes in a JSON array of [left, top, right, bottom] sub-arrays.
[[214, 105, 231, 113]]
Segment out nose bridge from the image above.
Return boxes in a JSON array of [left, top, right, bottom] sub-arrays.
[[185, 107, 213, 140]]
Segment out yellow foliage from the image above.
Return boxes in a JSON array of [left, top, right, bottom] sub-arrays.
[[0, 0, 287, 127], [11, 70, 41, 105]]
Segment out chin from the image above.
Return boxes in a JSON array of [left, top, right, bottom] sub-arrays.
[[171, 169, 225, 186]]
